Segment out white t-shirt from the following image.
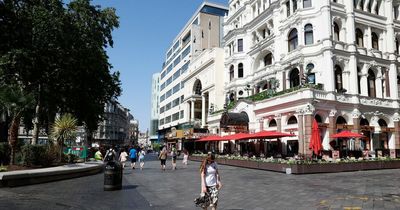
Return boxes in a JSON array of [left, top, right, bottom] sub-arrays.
[[119, 152, 128, 162], [205, 162, 218, 187]]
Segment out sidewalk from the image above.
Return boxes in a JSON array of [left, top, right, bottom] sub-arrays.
[[0, 161, 103, 187]]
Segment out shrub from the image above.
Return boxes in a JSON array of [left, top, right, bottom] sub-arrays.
[[0, 143, 10, 165], [21, 145, 58, 167]]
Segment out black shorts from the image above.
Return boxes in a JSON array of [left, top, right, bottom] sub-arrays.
[[160, 159, 166, 165], [131, 158, 137, 163]]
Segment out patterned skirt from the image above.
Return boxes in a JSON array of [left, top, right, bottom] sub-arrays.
[[206, 185, 219, 206]]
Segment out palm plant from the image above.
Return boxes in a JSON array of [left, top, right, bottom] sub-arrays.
[[0, 85, 34, 165], [50, 113, 77, 162]]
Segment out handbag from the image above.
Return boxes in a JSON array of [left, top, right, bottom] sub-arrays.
[[194, 192, 211, 208]]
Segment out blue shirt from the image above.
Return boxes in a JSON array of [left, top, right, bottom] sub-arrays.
[[129, 148, 137, 159]]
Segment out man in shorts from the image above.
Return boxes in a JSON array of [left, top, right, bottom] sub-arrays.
[[129, 146, 137, 169]]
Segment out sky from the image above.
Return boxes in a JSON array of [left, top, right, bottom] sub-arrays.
[[90, 0, 228, 132]]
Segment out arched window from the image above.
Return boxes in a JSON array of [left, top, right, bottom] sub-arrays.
[[289, 68, 300, 88], [238, 63, 244, 78], [335, 65, 343, 91], [357, 67, 361, 94], [378, 119, 387, 127], [336, 116, 347, 125], [333, 22, 340, 41], [367, 69, 376, 97], [304, 24, 313, 45], [264, 53, 272, 66], [306, 63, 315, 84], [356, 28, 364, 47], [194, 80, 202, 95], [288, 29, 298, 52], [229, 65, 234, 81], [269, 119, 277, 127], [287, 116, 298, 124], [303, 0, 312, 8], [315, 114, 322, 123], [360, 118, 369, 126], [371, 32, 379, 50]]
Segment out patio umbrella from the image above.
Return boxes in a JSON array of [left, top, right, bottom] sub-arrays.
[[243, 130, 295, 140], [330, 130, 365, 139], [196, 135, 225, 142], [220, 133, 252, 141], [309, 119, 322, 156]]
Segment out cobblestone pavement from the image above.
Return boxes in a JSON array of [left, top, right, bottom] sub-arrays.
[[1, 154, 400, 210]]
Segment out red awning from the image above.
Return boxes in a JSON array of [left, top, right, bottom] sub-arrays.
[[220, 133, 252, 141], [330, 130, 365, 138], [196, 135, 225, 142], [243, 130, 295, 140]]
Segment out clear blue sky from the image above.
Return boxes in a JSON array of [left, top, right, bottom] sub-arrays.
[[91, 0, 228, 132]]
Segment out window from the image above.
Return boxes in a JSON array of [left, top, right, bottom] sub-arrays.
[[173, 70, 181, 80], [180, 110, 184, 119], [396, 38, 400, 54], [289, 68, 300, 88], [333, 22, 340, 41], [238, 39, 243, 52], [264, 53, 272, 66], [288, 29, 298, 52], [303, 0, 312, 8], [172, 84, 180, 94], [304, 24, 313, 45], [238, 63, 244, 78], [287, 116, 298, 124], [286, 1, 290, 17], [229, 65, 234, 81], [367, 69, 376, 97], [306, 63, 315, 84], [269, 119, 277, 127], [194, 80, 202, 95], [356, 28, 363, 47], [181, 46, 191, 58], [292, 0, 297, 12], [357, 67, 361, 94], [335, 65, 343, 91], [372, 32, 379, 50]]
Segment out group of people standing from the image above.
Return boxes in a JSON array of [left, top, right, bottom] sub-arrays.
[[158, 145, 189, 171], [94, 145, 146, 170]]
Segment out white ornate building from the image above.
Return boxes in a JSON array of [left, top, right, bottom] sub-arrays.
[[216, 0, 400, 156]]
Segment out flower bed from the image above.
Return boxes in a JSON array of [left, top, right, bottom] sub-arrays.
[[189, 154, 400, 174]]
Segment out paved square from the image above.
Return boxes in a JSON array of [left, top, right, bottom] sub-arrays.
[[1, 154, 400, 209]]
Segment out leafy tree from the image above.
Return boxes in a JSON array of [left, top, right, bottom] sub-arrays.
[[0, 85, 34, 165], [0, 0, 121, 146], [50, 113, 77, 162]]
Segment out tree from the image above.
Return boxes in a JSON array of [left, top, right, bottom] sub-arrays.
[[0, 85, 34, 165], [50, 113, 77, 162], [0, 0, 121, 146]]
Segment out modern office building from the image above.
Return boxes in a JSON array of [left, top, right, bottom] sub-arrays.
[[157, 2, 228, 148], [219, 0, 400, 157], [150, 73, 160, 142]]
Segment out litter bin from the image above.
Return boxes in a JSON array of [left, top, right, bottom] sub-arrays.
[[104, 161, 122, 191]]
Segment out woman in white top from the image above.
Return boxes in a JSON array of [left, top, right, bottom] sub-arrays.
[[139, 150, 146, 170], [119, 149, 128, 169], [200, 152, 222, 210]]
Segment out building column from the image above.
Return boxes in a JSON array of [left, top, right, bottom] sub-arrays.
[[201, 94, 206, 128], [344, 0, 356, 49], [297, 114, 304, 155], [375, 68, 383, 98], [276, 114, 282, 132], [186, 102, 191, 122], [304, 113, 313, 156], [329, 110, 337, 149], [191, 99, 195, 122], [367, 26, 372, 52], [389, 62, 399, 100], [352, 109, 361, 150], [259, 118, 264, 132], [348, 55, 359, 94], [393, 113, 400, 149], [360, 64, 369, 96]]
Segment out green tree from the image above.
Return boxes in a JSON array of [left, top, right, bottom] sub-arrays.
[[0, 0, 121, 146], [50, 113, 77, 162], [0, 85, 34, 165]]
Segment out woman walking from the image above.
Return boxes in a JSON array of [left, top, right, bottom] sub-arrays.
[[158, 147, 167, 171], [199, 152, 222, 210], [139, 149, 146, 170], [182, 148, 189, 167], [119, 149, 128, 169]]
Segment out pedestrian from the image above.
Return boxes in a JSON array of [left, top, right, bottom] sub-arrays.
[[103, 146, 116, 162], [199, 152, 222, 210], [94, 149, 103, 161], [129, 146, 138, 169], [158, 147, 167, 171], [139, 149, 146, 170], [119, 149, 129, 169], [182, 148, 189, 167], [171, 145, 178, 170]]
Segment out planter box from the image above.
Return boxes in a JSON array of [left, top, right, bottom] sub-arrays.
[[189, 156, 400, 174]]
